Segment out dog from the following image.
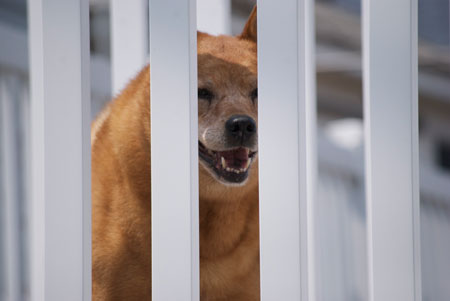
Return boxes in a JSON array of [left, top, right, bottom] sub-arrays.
[[92, 6, 259, 300]]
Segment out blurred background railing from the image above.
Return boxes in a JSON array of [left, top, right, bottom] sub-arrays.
[[0, 0, 449, 300]]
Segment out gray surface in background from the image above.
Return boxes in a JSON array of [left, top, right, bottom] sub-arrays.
[[0, 0, 26, 29]]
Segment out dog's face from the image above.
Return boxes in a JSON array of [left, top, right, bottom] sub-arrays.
[[197, 8, 258, 196]]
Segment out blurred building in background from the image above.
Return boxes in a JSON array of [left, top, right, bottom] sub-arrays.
[[0, 0, 449, 300]]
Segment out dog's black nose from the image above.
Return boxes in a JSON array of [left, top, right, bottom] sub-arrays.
[[225, 115, 256, 144]]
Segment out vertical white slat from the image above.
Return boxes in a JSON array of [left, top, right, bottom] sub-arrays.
[[149, 0, 199, 300], [197, 0, 231, 35], [1, 75, 21, 301], [363, 0, 421, 300], [110, 0, 148, 96], [28, 0, 91, 300], [258, 0, 317, 300]]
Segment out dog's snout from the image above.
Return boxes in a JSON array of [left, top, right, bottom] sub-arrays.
[[225, 115, 256, 144]]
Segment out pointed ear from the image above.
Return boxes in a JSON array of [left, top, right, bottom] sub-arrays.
[[239, 5, 257, 43]]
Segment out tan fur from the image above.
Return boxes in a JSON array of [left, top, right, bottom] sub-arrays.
[[92, 7, 259, 300], [91, 103, 111, 146]]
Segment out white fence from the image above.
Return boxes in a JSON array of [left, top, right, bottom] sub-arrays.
[[363, 0, 421, 300], [3, 73, 450, 300], [0, 0, 431, 300]]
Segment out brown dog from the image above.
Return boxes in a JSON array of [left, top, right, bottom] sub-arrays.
[[92, 7, 259, 300]]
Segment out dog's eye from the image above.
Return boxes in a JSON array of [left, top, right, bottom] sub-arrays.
[[198, 88, 214, 102], [250, 88, 258, 102]]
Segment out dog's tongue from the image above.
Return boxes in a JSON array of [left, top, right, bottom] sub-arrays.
[[220, 147, 248, 160], [217, 147, 249, 169]]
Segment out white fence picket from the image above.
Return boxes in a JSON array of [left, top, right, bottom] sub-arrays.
[[149, 0, 200, 300], [363, 0, 422, 300], [258, 0, 317, 300], [28, 0, 91, 300]]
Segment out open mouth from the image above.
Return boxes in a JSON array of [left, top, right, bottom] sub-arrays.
[[199, 142, 257, 184]]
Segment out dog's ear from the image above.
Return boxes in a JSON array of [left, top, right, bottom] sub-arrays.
[[239, 5, 257, 43]]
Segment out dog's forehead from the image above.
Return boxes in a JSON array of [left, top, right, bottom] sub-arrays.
[[197, 34, 257, 73]]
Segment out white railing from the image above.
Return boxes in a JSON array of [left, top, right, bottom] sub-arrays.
[[362, 0, 421, 300], [149, 0, 200, 299], [28, 1, 91, 300], [258, 0, 316, 299], [23, 0, 421, 300]]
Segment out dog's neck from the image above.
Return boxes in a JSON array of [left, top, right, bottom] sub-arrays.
[[199, 190, 258, 259]]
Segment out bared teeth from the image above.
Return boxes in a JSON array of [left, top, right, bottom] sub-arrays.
[[221, 158, 253, 174], [244, 158, 251, 170], [216, 148, 254, 174], [221, 157, 226, 169]]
